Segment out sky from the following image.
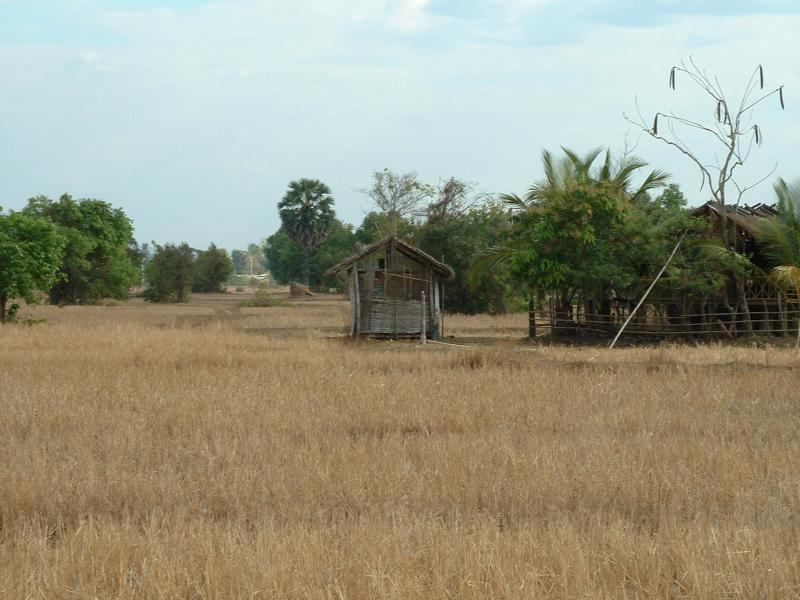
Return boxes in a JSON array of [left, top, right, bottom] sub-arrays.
[[1, 0, 798, 250]]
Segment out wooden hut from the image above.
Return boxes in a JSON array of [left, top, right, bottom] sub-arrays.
[[326, 236, 454, 339], [692, 201, 778, 268]]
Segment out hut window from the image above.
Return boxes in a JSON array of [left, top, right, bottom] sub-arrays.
[[378, 258, 385, 270]]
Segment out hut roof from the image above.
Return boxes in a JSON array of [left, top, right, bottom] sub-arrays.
[[692, 201, 778, 238], [326, 236, 455, 279]]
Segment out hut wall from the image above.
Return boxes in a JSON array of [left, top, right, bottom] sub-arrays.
[[346, 247, 444, 339]]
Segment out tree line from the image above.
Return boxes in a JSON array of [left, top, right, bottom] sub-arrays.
[[263, 172, 514, 313], [3, 62, 797, 330], [263, 62, 798, 329], [0, 194, 237, 322]]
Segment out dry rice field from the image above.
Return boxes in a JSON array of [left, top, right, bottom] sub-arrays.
[[2, 292, 800, 598]]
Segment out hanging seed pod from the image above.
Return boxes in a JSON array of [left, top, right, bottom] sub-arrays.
[[754, 124, 761, 145], [669, 67, 676, 90], [758, 65, 764, 89], [779, 86, 785, 109], [652, 113, 659, 135], [716, 100, 722, 122]]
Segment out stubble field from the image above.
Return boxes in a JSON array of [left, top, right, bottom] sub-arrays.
[[2, 292, 800, 598]]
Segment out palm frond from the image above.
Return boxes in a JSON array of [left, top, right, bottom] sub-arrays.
[[599, 150, 612, 182], [467, 246, 513, 290], [759, 178, 800, 268], [541, 149, 560, 190], [695, 243, 761, 276], [500, 193, 528, 212], [632, 169, 671, 197], [770, 265, 800, 295]]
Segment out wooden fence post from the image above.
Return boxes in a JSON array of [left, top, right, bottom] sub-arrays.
[[528, 297, 536, 338], [420, 291, 427, 344]]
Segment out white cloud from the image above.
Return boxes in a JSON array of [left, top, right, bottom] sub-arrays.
[[390, 0, 431, 31], [80, 49, 99, 63]]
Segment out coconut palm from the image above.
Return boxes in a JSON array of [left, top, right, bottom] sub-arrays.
[[472, 147, 671, 333], [508, 147, 670, 209], [758, 178, 800, 345]]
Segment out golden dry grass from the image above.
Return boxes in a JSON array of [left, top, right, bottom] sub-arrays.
[[2, 294, 800, 598]]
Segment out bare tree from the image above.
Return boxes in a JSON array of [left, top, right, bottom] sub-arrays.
[[359, 169, 434, 234], [425, 177, 489, 224], [626, 59, 785, 334], [626, 58, 785, 245]]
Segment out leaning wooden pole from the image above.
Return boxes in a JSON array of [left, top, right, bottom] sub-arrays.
[[609, 231, 687, 349]]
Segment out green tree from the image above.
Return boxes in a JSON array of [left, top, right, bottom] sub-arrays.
[[264, 218, 355, 289], [354, 211, 416, 245], [758, 178, 800, 343], [231, 249, 248, 274], [247, 243, 265, 275], [263, 229, 301, 286], [416, 201, 511, 314], [474, 147, 672, 329], [0, 210, 65, 323], [277, 179, 335, 286], [144, 243, 195, 303], [622, 184, 719, 317], [23, 194, 139, 303], [193, 244, 233, 293], [309, 219, 357, 290], [358, 169, 433, 234]]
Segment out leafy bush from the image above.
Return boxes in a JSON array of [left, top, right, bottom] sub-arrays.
[[238, 286, 280, 308]]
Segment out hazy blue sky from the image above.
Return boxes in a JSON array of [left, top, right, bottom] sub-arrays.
[[1, 0, 798, 250]]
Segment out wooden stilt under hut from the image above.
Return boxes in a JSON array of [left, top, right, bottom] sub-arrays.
[[326, 236, 454, 339]]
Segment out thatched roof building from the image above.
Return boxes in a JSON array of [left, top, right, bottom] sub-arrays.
[[692, 201, 777, 267], [326, 236, 454, 339]]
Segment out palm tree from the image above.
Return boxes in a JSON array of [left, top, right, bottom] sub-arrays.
[[509, 147, 670, 209], [472, 147, 670, 333], [278, 179, 335, 287], [758, 178, 800, 345]]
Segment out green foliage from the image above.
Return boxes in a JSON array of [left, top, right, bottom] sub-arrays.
[[505, 178, 631, 303], [355, 211, 416, 245], [193, 244, 233, 293], [144, 243, 195, 303], [277, 179, 336, 286], [354, 176, 511, 314], [758, 178, 800, 298], [231, 249, 248, 274], [0, 209, 65, 323], [359, 169, 434, 231], [619, 186, 732, 314], [478, 148, 705, 321], [415, 201, 511, 314], [264, 219, 355, 289], [238, 284, 281, 308], [22, 194, 139, 304], [231, 244, 266, 275], [263, 229, 301, 286]]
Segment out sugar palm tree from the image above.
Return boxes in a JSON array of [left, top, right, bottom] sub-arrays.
[[758, 178, 800, 345], [278, 179, 335, 287]]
